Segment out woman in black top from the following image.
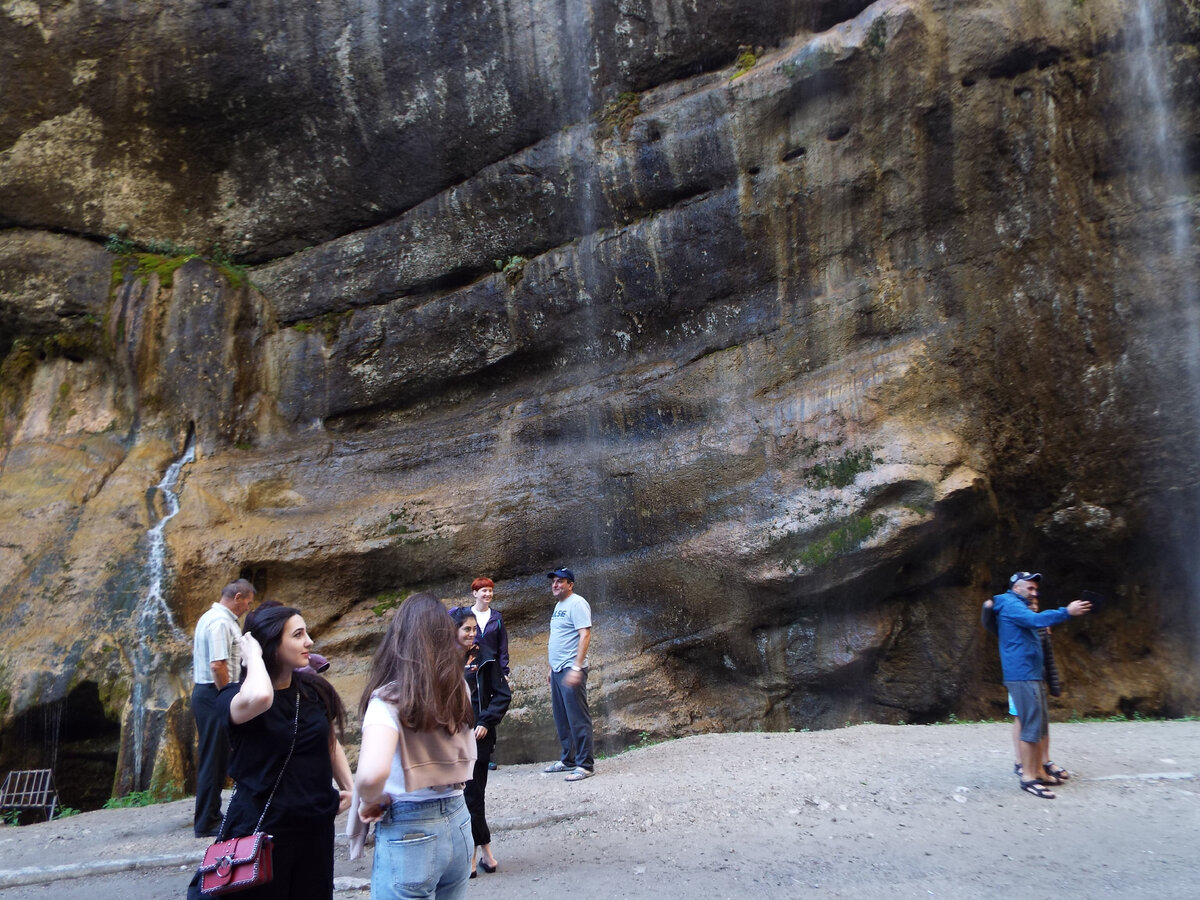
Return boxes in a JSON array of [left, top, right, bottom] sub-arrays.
[[449, 606, 511, 877], [216, 604, 352, 899]]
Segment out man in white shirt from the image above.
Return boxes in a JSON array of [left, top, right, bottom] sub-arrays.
[[191, 578, 254, 836]]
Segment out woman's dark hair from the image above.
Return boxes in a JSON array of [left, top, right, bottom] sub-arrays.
[[359, 593, 473, 734], [448, 607, 479, 665], [243, 603, 346, 738]]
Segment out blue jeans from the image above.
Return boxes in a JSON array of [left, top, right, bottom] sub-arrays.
[[372, 794, 472, 900], [549, 667, 594, 770]]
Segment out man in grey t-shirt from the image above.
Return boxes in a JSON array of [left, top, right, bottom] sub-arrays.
[[542, 567, 594, 781]]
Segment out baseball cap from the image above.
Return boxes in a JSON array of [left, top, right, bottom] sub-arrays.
[[1009, 571, 1042, 586], [547, 567, 575, 582]]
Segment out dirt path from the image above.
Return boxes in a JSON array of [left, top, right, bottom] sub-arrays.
[[1, 721, 1196, 898]]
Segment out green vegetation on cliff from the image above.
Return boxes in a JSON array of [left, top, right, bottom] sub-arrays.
[[106, 235, 250, 291], [599, 92, 642, 139], [791, 513, 886, 572]]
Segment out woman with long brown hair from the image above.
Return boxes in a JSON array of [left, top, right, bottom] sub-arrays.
[[353, 593, 477, 899]]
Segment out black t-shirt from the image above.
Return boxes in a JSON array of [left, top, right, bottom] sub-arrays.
[[217, 681, 339, 835]]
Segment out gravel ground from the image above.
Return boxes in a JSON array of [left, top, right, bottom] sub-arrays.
[[1, 720, 1197, 899]]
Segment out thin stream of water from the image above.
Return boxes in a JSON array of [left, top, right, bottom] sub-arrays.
[[138, 438, 195, 641], [128, 433, 195, 789], [1126, 2, 1200, 641]]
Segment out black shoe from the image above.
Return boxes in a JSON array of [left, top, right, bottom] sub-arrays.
[[195, 828, 220, 838]]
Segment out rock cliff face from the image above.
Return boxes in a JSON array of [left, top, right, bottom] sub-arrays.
[[2, 0, 1199, 806]]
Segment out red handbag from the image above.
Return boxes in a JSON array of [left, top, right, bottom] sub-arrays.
[[198, 832, 274, 894]]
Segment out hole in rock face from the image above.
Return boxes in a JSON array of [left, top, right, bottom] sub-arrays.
[[0, 681, 120, 812], [239, 565, 270, 598], [782, 146, 807, 162], [809, 1, 877, 33], [1117, 695, 1157, 718], [1013, 85, 1033, 99], [640, 122, 663, 143], [987, 46, 1062, 80], [746, 166, 761, 176], [961, 76, 977, 87], [826, 124, 850, 141]]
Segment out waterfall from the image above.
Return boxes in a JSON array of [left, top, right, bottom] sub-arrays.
[[557, 0, 619, 746], [1125, 1, 1200, 639], [1127, 1, 1194, 259], [138, 434, 196, 642], [127, 432, 196, 790]]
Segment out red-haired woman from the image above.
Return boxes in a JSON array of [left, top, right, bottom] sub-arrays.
[[466, 577, 509, 678]]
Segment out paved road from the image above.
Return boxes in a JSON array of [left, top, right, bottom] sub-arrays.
[[1, 721, 1197, 899]]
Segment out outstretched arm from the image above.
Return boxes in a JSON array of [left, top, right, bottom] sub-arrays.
[[1001, 601, 1072, 630]]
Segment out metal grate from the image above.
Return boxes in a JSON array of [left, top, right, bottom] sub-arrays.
[[0, 769, 59, 821]]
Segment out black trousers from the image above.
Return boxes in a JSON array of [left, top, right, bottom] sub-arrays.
[[217, 814, 335, 900], [464, 728, 497, 847], [191, 683, 228, 834]]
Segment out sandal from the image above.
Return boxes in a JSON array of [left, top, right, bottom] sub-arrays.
[[1014, 762, 1057, 784], [1043, 761, 1070, 781], [1020, 779, 1056, 800]]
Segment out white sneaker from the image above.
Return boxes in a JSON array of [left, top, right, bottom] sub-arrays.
[[564, 767, 594, 782]]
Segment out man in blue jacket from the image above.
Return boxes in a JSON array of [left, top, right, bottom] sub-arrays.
[[993, 571, 1091, 799]]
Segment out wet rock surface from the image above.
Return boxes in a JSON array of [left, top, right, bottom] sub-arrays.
[[1, 0, 1199, 797]]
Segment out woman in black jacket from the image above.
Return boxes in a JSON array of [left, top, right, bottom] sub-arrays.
[[450, 606, 512, 877]]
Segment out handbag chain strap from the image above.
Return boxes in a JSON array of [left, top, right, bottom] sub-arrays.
[[215, 686, 302, 841]]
